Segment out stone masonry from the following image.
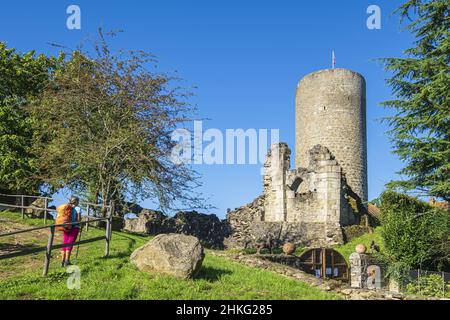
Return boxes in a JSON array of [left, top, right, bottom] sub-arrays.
[[296, 69, 368, 205], [224, 68, 368, 249], [224, 143, 360, 249]]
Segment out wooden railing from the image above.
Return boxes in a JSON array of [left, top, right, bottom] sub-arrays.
[[0, 193, 53, 224], [0, 196, 113, 276]]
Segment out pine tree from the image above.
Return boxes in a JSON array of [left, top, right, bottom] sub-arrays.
[[382, 0, 450, 201]]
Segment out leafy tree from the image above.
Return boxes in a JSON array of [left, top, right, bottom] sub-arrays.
[[381, 0, 450, 201], [30, 32, 202, 215], [379, 191, 450, 281], [0, 43, 60, 194]]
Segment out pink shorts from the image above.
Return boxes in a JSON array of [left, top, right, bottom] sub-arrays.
[[62, 228, 79, 252]]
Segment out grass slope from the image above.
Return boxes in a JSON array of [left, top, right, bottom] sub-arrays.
[[0, 211, 340, 300], [334, 227, 384, 261]]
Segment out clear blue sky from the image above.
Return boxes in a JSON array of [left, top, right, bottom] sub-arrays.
[[0, 0, 414, 218]]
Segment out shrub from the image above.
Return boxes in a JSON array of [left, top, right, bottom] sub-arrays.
[[379, 191, 450, 280], [406, 274, 450, 298]]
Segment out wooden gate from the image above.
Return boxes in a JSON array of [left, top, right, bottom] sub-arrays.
[[297, 248, 349, 281]]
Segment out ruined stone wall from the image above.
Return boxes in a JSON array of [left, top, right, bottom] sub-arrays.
[[224, 68, 369, 249], [263, 143, 290, 222], [224, 143, 359, 249], [223, 200, 343, 249], [223, 196, 265, 249], [264, 143, 355, 227], [295, 68, 368, 204]]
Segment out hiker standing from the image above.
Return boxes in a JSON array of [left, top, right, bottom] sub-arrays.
[[57, 196, 81, 267]]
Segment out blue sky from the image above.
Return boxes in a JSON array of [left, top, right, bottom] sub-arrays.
[[0, 1, 415, 218]]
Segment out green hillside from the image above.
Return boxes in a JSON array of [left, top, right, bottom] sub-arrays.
[[0, 211, 340, 300], [335, 228, 384, 262]]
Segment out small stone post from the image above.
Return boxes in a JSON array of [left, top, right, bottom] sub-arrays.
[[388, 278, 400, 294], [349, 244, 369, 288]]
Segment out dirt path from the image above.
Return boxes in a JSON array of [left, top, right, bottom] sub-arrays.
[[0, 218, 52, 279], [0, 219, 49, 251]]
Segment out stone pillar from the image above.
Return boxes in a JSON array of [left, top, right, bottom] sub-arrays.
[[263, 143, 290, 222], [309, 145, 344, 244], [349, 252, 369, 288], [388, 279, 400, 294]]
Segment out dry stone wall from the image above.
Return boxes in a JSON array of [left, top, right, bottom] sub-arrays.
[[124, 210, 229, 249]]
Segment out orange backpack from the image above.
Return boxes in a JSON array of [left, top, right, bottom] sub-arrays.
[[55, 204, 73, 231]]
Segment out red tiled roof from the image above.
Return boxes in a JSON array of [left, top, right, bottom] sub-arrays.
[[368, 204, 381, 219]]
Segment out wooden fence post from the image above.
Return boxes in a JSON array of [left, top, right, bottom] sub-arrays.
[[443, 272, 445, 298], [86, 204, 90, 232], [21, 196, 24, 219], [43, 225, 55, 276], [108, 202, 114, 255], [105, 218, 110, 257], [104, 202, 113, 257], [44, 198, 48, 225]]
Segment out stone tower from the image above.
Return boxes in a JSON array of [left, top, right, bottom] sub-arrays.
[[224, 67, 368, 249], [295, 68, 368, 204]]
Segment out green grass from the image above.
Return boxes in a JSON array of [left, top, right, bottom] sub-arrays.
[[0, 210, 53, 227], [0, 211, 341, 300], [334, 227, 384, 262]]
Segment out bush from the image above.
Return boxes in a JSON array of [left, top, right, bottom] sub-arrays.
[[379, 191, 450, 280], [406, 274, 450, 298]]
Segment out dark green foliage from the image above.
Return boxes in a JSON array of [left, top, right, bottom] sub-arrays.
[[381, 0, 450, 201], [380, 191, 450, 280], [0, 43, 61, 193]]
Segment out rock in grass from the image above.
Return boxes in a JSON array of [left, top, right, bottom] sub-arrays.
[[24, 198, 55, 219], [130, 233, 204, 279]]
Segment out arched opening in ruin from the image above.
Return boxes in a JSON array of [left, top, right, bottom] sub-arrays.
[[297, 248, 349, 281]]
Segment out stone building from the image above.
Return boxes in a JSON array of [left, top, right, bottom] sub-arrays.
[[296, 68, 368, 204], [224, 68, 368, 249]]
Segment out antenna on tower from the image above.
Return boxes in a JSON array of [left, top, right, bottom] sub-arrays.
[[332, 50, 336, 69]]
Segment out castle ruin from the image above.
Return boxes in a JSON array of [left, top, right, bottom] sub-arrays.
[[224, 68, 368, 249]]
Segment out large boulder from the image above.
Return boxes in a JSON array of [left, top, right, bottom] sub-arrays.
[[130, 233, 204, 279], [24, 198, 55, 219]]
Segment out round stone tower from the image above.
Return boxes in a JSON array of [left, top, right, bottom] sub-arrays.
[[295, 68, 368, 203]]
